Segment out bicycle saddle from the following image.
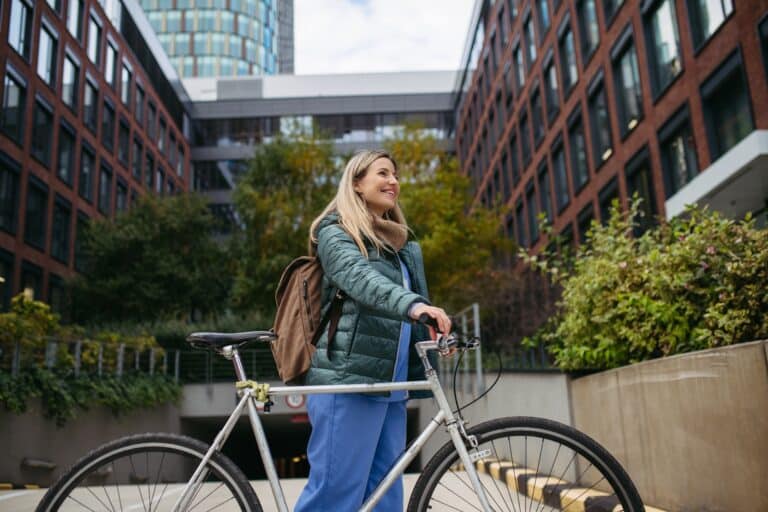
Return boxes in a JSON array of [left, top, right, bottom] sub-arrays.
[[186, 330, 277, 350]]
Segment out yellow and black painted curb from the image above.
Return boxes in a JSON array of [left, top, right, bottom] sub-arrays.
[[0, 483, 41, 490]]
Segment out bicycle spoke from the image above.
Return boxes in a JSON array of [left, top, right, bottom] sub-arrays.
[[148, 452, 167, 510], [489, 439, 517, 511], [508, 435, 523, 512], [85, 484, 114, 511], [65, 493, 103, 512], [533, 442, 562, 512], [528, 436, 544, 512], [188, 482, 225, 512], [201, 495, 237, 512], [128, 455, 148, 511], [436, 472, 484, 511], [100, 483, 118, 512], [114, 460, 124, 512]]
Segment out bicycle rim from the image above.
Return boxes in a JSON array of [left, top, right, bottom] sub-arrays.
[[37, 433, 261, 512], [409, 417, 644, 512]]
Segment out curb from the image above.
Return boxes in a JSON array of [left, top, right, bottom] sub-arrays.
[[473, 459, 667, 512], [0, 483, 41, 490]]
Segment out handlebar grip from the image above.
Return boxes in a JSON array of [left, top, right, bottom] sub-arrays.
[[417, 313, 441, 332]]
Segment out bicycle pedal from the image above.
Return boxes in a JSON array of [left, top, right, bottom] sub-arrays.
[[468, 448, 491, 462]]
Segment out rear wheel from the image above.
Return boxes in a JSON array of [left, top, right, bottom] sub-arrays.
[[408, 416, 644, 512], [36, 432, 262, 512]]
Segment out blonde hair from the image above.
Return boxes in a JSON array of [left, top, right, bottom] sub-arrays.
[[309, 150, 408, 258]]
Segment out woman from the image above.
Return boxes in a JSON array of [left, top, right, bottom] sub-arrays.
[[294, 150, 451, 512]]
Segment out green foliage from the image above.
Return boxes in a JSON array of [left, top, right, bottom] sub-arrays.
[[522, 199, 768, 370], [69, 194, 233, 324]]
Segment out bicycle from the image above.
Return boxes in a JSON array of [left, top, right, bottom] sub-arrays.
[[35, 322, 645, 511]]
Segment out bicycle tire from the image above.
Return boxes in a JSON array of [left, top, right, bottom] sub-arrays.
[[35, 432, 262, 512], [408, 416, 644, 512]]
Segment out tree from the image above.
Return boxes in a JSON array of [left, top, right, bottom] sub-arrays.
[[69, 194, 232, 324]]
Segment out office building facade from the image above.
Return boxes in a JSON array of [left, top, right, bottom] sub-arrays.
[[455, 0, 768, 253], [0, 0, 192, 310]]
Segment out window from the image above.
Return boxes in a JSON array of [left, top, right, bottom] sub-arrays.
[[537, 0, 551, 38], [51, 195, 71, 264], [32, 99, 54, 168], [147, 103, 157, 139], [587, 74, 613, 167], [500, 152, 511, 202], [116, 180, 127, 213], [1, 70, 27, 145], [37, 23, 59, 88], [8, 0, 33, 60], [158, 118, 167, 155], [700, 50, 754, 160], [121, 64, 132, 106], [568, 108, 590, 191], [25, 175, 49, 251], [20, 261, 43, 300], [577, 202, 594, 243], [520, 110, 532, 167], [503, 62, 514, 106], [687, 0, 732, 50], [558, 19, 578, 94], [84, 79, 98, 133], [544, 53, 560, 122], [625, 146, 657, 235], [552, 137, 570, 211], [78, 145, 95, 202], [0, 249, 14, 310], [67, 0, 84, 39], [57, 122, 76, 185], [102, 100, 115, 151], [513, 44, 525, 90], [87, 14, 102, 65], [643, 0, 682, 97], [576, 0, 600, 61], [135, 85, 145, 125], [537, 161, 553, 222], [105, 41, 118, 87], [523, 14, 537, 67], [761, 17, 768, 81], [499, 7, 509, 46], [155, 166, 165, 194], [531, 85, 545, 144], [132, 139, 143, 180], [598, 176, 620, 224], [611, 28, 643, 137], [658, 104, 699, 198], [48, 274, 67, 316], [74, 212, 89, 272], [62, 54, 79, 110], [0, 154, 21, 235], [118, 120, 130, 165], [515, 199, 527, 247], [145, 152, 154, 189], [526, 181, 540, 243], [98, 164, 112, 215]]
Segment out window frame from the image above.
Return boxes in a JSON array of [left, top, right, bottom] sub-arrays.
[[51, 193, 72, 264], [0, 152, 22, 236], [657, 102, 699, 199], [610, 24, 644, 140], [567, 106, 591, 192], [56, 119, 76, 187], [557, 13, 579, 99], [641, 0, 684, 102], [31, 95, 55, 168], [1, 65, 28, 147], [586, 69, 614, 170], [24, 173, 49, 252], [624, 144, 657, 235]]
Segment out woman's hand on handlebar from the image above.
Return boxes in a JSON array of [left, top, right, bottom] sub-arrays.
[[409, 304, 452, 338]]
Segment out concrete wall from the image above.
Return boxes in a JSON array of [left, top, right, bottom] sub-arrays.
[[570, 340, 768, 512], [0, 400, 181, 487]]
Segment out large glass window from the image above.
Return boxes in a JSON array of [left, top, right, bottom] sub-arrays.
[[520, 110, 532, 167], [552, 138, 570, 211], [588, 77, 613, 167], [132, 139, 143, 181], [558, 23, 578, 93], [8, 0, 33, 60], [687, 0, 732, 49], [177, 146, 185, 177], [523, 15, 537, 67], [761, 17, 768, 81], [644, 0, 682, 97], [25, 176, 48, 251], [84, 79, 98, 133], [51, 196, 71, 264], [20, 261, 43, 299], [605, 0, 625, 22], [700, 50, 754, 160], [544, 55, 560, 122], [526, 181, 540, 243], [105, 41, 118, 87], [577, 203, 594, 243], [537, 161, 553, 222], [32, 99, 54, 168], [118, 120, 130, 165], [57, 123, 76, 186], [515, 199, 527, 248], [576, 0, 600, 60], [98, 165, 112, 215], [0, 249, 14, 309], [79, 145, 95, 202], [135, 86, 145, 126], [147, 103, 157, 139], [37, 24, 59, 88], [531, 86, 545, 144], [121, 64, 132, 107], [659, 105, 699, 198], [537, 0, 551, 38], [514, 44, 525, 90], [74, 212, 89, 272], [159, 118, 167, 155], [87, 14, 102, 65], [101, 100, 115, 151], [612, 31, 643, 137], [0, 156, 21, 235], [598, 177, 620, 224], [145, 152, 154, 189], [67, 0, 84, 39], [62, 54, 79, 110], [509, 135, 521, 187], [1, 71, 27, 145], [567, 109, 590, 191], [625, 147, 657, 235], [116, 180, 127, 212]]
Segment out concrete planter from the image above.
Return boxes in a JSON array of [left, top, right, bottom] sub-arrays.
[[570, 339, 768, 511]]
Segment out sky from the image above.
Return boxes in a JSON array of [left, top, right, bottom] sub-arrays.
[[293, 0, 475, 75]]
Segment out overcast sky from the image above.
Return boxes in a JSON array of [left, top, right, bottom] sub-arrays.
[[294, 0, 475, 75]]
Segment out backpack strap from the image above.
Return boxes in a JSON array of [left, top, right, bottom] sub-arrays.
[[311, 289, 345, 360]]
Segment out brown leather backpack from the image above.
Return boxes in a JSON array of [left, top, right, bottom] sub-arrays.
[[271, 256, 343, 384]]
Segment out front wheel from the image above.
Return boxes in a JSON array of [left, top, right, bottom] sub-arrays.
[[36, 432, 262, 512], [408, 416, 644, 512]]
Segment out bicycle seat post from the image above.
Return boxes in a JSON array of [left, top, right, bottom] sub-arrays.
[[221, 346, 248, 381]]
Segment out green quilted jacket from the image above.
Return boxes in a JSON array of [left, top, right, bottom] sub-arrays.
[[305, 213, 436, 396]]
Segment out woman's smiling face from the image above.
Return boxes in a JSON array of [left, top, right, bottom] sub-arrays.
[[354, 157, 400, 217]]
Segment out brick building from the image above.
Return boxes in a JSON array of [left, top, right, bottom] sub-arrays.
[[0, 0, 193, 311]]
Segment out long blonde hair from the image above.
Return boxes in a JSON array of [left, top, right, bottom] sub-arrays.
[[309, 150, 408, 258]]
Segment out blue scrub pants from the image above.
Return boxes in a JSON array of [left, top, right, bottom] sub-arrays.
[[294, 393, 407, 512]]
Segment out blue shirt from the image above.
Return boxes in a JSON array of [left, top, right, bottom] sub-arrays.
[[367, 256, 411, 402]]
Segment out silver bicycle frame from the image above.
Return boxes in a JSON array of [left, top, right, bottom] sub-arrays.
[[173, 340, 493, 512]]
